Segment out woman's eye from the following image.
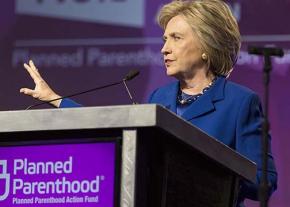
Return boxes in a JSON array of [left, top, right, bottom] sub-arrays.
[[173, 36, 181, 41]]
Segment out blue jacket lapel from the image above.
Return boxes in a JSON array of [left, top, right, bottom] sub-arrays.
[[150, 81, 179, 113], [162, 82, 179, 113], [181, 76, 226, 121]]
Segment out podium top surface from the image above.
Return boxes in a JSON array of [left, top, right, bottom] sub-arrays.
[[0, 104, 256, 182]]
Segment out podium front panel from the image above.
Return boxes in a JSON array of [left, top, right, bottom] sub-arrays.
[[0, 135, 121, 207]]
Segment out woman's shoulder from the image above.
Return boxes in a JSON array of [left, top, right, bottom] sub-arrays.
[[211, 76, 261, 105], [224, 78, 258, 98], [148, 81, 179, 103], [154, 81, 179, 92]]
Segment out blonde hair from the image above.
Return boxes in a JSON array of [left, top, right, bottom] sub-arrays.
[[158, 0, 241, 76]]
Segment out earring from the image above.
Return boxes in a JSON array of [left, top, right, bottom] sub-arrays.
[[201, 53, 208, 61]]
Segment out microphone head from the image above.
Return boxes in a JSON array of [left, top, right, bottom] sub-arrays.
[[248, 46, 284, 57], [124, 70, 140, 81]]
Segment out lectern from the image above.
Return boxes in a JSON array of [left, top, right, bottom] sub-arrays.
[[0, 104, 256, 207]]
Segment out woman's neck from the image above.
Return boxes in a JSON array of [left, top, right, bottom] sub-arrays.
[[180, 71, 216, 95]]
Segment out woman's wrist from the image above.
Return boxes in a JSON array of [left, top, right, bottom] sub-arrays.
[[48, 94, 62, 108]]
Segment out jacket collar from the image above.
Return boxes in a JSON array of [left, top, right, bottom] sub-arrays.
[[160, 82, 179, 113], [181, 76, 226, 120], [162, 76, 226, 120]]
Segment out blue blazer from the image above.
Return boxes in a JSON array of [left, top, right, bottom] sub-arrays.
[[148, 76, 277, 203], [60, 76, 277, 203]]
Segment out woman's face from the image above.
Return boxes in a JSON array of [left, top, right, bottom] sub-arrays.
[[161, 15, 206, 80]]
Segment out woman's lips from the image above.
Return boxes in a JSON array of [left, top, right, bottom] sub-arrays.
[[164, 59, 174, 66]]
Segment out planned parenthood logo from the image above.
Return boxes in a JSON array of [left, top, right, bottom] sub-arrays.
[[0, 143, 115, 206], [0, 160, 10, 201], [15, 0, 144, 28]]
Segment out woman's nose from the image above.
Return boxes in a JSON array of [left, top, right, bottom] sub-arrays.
[[161, 41, 171, 55]]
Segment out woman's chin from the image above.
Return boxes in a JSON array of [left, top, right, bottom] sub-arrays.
[[165, 68, 176, 77]]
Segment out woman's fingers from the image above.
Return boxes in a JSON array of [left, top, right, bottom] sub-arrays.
[[23, 63, 41, 84], [21, 60, 61, 107], [28, 60, 41, 77], [19, 88, 37, 98]]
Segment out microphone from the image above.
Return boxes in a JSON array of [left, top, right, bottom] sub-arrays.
[[122, 70, 139, 105], [248, 46, 284, 57], [123, 69, 139, 81], [25, 70, 139, 109]]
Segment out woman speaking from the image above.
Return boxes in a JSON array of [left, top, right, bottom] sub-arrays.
[[20, 0, 277, 206]]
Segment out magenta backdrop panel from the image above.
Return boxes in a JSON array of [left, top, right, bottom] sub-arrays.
[[0, 0, 289, 206]]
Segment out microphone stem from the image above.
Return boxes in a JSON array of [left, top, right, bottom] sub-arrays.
[[25, 80, 123, 110], [122, 80, 137, 104], [25, 69, 139, 110]]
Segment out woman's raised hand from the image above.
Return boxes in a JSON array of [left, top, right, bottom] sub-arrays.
[[20, 60, 62, 108]]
